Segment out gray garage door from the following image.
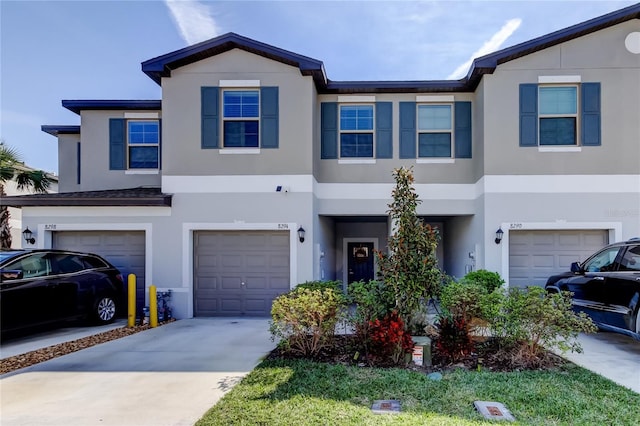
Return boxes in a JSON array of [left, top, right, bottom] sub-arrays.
[[52, 231, 146, 310], [194, 230, 290, 317], [509, 230, 608, 288]]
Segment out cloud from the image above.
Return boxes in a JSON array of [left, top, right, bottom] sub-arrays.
[[164, 0, 220, 45], [447, 18, 522, 80]]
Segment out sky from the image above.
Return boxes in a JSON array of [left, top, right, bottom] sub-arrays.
[[1, 0, 637, 174]]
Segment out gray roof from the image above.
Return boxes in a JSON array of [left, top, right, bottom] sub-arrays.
[[2, 187, 172, 207]]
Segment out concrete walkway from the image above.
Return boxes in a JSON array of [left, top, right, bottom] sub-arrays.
[[560, 331, 640, 393], [0, 318, 274, 426]]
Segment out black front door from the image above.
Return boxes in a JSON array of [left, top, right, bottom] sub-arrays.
[[347, 242, 375, 284]]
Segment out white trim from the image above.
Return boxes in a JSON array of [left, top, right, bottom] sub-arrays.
[[163, 175, 314, 193], [162, 174, 640, 197], [482, 175, 640, 194], [124, 112, 159, 119], [416, 95, 455, 102], [342, 237, 379, 289], [538, 147, 582, 153], [125, 170, 160, 175], [338, 159, 376, 165], [219, 148, 260, 155], [500, 221, 622, 287], [315, 182, 477, 200], [219, 80, 260, 87], [37, 222, 154, 293], [337, 95, 376, 103], [538, 75, 581, 83], [416, 159, 455, 164], [183, 222, 298, 318]]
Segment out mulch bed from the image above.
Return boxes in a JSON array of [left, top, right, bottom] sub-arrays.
[[265, 334, 567, 373], [0, 319, 175, 375]]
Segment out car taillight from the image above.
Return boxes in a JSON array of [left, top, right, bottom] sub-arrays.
[[116, 273, 124, 283]]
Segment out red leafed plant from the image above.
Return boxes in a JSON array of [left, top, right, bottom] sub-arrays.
[[369, 311, 414, 365]]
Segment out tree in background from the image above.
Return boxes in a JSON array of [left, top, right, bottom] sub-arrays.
[[376, 167, 443, 327], [0, 142, 52, 248]]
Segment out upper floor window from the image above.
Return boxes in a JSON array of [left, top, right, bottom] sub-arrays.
[[418, 104, 452, 157], [223, 90, 260, 148], [127, 121, 159, 168], [538, 86, 577, 145], [519, 81, 600, 148], [339, 105, 374, 158]]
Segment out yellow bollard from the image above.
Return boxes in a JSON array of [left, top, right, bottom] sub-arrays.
[[149, 285, 158, 328], [127, 274, 136, 328]]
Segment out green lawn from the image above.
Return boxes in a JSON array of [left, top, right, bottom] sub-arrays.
[[196, 359, 640, 425]]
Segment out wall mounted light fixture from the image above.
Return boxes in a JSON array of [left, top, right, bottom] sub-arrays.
[[494, 227, 504, 244], [297, 226, 305, 243], [23, 227, 36, 245]]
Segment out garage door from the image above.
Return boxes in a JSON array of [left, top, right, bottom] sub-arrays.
[[194, 231, 290, 317], [52, 231, 146, 310], [509, 230, 609, 288]]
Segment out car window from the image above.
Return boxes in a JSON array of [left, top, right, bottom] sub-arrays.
[[54, 254, 86, 274], [584, 246, 620, 272], [82, 255, 109, 269], [3, 253, 52, 278], [619, 245, 640, 272]]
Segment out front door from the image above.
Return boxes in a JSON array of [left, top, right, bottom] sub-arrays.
[[347, 242, 375, 285]]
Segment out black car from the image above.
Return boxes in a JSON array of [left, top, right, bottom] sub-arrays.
[[0, 249, 124, 333], [545, 238, 640, 340]]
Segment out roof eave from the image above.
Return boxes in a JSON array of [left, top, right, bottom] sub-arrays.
[[3, 196, 172, 207]]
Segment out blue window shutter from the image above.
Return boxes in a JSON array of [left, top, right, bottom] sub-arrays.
[[321, 102, 338, 159], [76, 142, 81, 184], [454, 101, 472, 158], [201, 87, 219, 149], [158, 119, 162, 170], [581, 82, 601, 146], [376, 102, 393, 158], [109, 118, 126, 170], [399, 102, 416, 158], [261, 87, 279, 148], [519, 84, 538, 147]]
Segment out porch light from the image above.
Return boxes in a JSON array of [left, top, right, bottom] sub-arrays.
[[297, 226, 305, 243], [23, 227, 36, 245], [494, 227, 504, 244]]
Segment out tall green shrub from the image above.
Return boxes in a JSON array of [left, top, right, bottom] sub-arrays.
[[460, 269, 505, 293], [376, 167, 442, 326]]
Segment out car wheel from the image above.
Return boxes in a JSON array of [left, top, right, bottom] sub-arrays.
[[93, 295, 117, 324]]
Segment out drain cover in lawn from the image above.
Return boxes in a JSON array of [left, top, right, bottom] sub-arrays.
[[474, 401, 515, 421], [371, 400, 401, 414]]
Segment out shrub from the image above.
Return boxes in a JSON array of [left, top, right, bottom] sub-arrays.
[[269, 283, 347, 358], [460, 269, 505, 293], [490, 286, 597, 364], [347, 280, 393, 352], [434, 313, 475, 363], [369, 311, 414, 366], [296, 280, 343, 293], [439, 280, 488, 322]]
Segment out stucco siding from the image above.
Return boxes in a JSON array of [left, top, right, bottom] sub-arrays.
[[161, 49, 315, 177], [78, 111, 162, 191], [483, 21, 640, 176], [57, 133, 80, 193]]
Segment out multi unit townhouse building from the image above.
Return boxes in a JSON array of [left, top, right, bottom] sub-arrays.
[[6, 4, 639, 319]]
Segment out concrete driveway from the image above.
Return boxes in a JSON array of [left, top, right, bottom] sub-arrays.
[[561, 331, 640, 393], [0, 318, 274, 426]]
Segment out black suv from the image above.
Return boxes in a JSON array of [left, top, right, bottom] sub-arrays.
[[545, 238, 640, 340], [0, 249, 124, 333]]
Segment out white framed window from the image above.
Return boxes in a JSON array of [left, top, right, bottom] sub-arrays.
[[127, 120, 159, 169], [222, 89, 260, 148], [339, 104, 374, 158], [539, 85, 578, 146], [417, 104, 452, 157]]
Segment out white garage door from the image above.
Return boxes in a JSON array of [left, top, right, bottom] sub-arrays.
[[509, 230, 609, 288], [52, 231, 146, 309], [194, 231, 290, 317]]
